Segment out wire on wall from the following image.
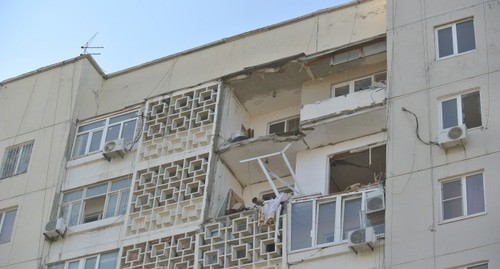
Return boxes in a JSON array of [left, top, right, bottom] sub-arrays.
[[401, 107, 438, 146]]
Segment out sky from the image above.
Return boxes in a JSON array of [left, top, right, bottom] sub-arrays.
[[0, 1, 351, 81]]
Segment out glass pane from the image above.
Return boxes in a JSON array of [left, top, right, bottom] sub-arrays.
[[286, 117, 300, 134], [119, 191, 129, 215], [466, 174, 485, 215], [68, 261, 80, 269], [105, 125, 120, 142], [290, 202, 313, 250], [89, 130, 103, 153], [78, 120, 105, 132], [121, 119, 137, 143], [105, 194, 118, 218], [442, 180, 462, 200], [72, 133, 89, 158], [353, 77, 372, 92], [469, 264, 488, 269], [0, 209, 17, 243], [442, 98, 458, 129], [48, 263, 65, 269], [462, 91, 482, 128], [86, 183, 108, 197], [334, 85, 350, 97], [269, 122, 285, 135], [437, 27, 454, 58], [60, 205, 69, 221], [457, 20, 475, 53], [443, 198, 463, 220], [110, 111, 137, 124], [374, 72, 387, 83], [98, 251, 118, 269], [69, 202, 81, 226], [317, 201, 336, 244], [1, 147, 19, 178], [17, 142, 33, 174], [342, 198, 362, 240], [84, 257, 97, 269], [63, 190, 83, 203], [111, 178, 131, 191]]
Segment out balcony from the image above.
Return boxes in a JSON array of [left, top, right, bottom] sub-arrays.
[[300, 86, 387, 148]]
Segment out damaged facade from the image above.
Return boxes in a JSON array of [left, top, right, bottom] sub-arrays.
[[0, 0, 499, 268]]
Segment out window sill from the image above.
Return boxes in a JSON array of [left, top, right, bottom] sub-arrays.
[[66, 215, 124, 234], [67, 148, 137, 169], [436, 49, 476, 61], [438, 212, 487, 225]]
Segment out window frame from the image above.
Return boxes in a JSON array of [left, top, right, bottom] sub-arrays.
[[289, 187, 384, 252], [267, 115, 300, 135], [438, 90, 482, 131], [59, 177, 131, 227], [47, 250, 119, 269], [0, 140, 34, 179], [440, 172, 486, 223], [330, 71, 387, 98], [435, 18, 476, 60], [0, 208, 17, 244], [71, 110, 139, 159]]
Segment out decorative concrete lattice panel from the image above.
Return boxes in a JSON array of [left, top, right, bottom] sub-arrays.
[[198, 210, 284, 269], [141, 84, 218, 161], [127, 153, 209, 235], [121, 231, 197, 269]]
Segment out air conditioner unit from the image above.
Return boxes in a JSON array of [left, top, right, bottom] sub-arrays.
[[348, 227, 376, 254], [43, 218, 67, 241], [365, 188, 385, 214], [438, 124, 467, 149], [102, 138, 125, 161]]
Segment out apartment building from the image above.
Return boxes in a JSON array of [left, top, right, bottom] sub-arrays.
[[0, 0, 498, 269]]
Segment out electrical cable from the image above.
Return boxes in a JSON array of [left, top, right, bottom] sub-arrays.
[[401, 107, 438, 146]]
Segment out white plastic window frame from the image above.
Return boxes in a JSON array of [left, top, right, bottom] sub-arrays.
[[288, 187, 384, 252], [0, 208, 17, 244], [71, 110, 138, 159], [440, 172, 486, 223], [330, 71, 387, 98], [435, 18, 476, 60], [47, 250, 119, 269], [267, 115, 300, 135], [59, 177, 131, 227], [438, 90, 482, 131], [0, 141, 34, 179]]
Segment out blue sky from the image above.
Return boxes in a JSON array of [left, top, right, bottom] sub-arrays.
[[0, 1, 351, 81]]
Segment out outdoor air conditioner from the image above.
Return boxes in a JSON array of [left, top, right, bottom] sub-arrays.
[[102, 138, 125, 161], [365, 188, 385, 214], [43, 218, 67, 241], [438, 124, 467, 149], [348, 227, 376, 254]]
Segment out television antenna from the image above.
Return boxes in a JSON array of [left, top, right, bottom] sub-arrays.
[[81, 32, 103, 56]]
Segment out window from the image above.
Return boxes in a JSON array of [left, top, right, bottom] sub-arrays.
[[48, 251, 118, 269], [268, 116, 300, 136], [436, 19, 475, 59], [0, 208, 17, 244], [331, 72, 386, 97], [441, 173, 485, 221], [440, 91, 482, 130], [467, 263, 488, 269], [290, 188, 384, 251], [72, 111, 138, 158], [59, 177, 131, 226], [0, 141, 34, 179]]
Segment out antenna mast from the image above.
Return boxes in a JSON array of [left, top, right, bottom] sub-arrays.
[[81, 32, 103, 56]]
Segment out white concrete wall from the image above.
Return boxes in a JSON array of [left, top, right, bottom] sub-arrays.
[[386, 0, 500, 268]]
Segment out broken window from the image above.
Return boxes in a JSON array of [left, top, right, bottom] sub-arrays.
[[440, 91, 482, 130], [331, 72, 386, 97], [329, 145, 386, 194], [60, 177, 131, 226], [268, 116, 300, 136]]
